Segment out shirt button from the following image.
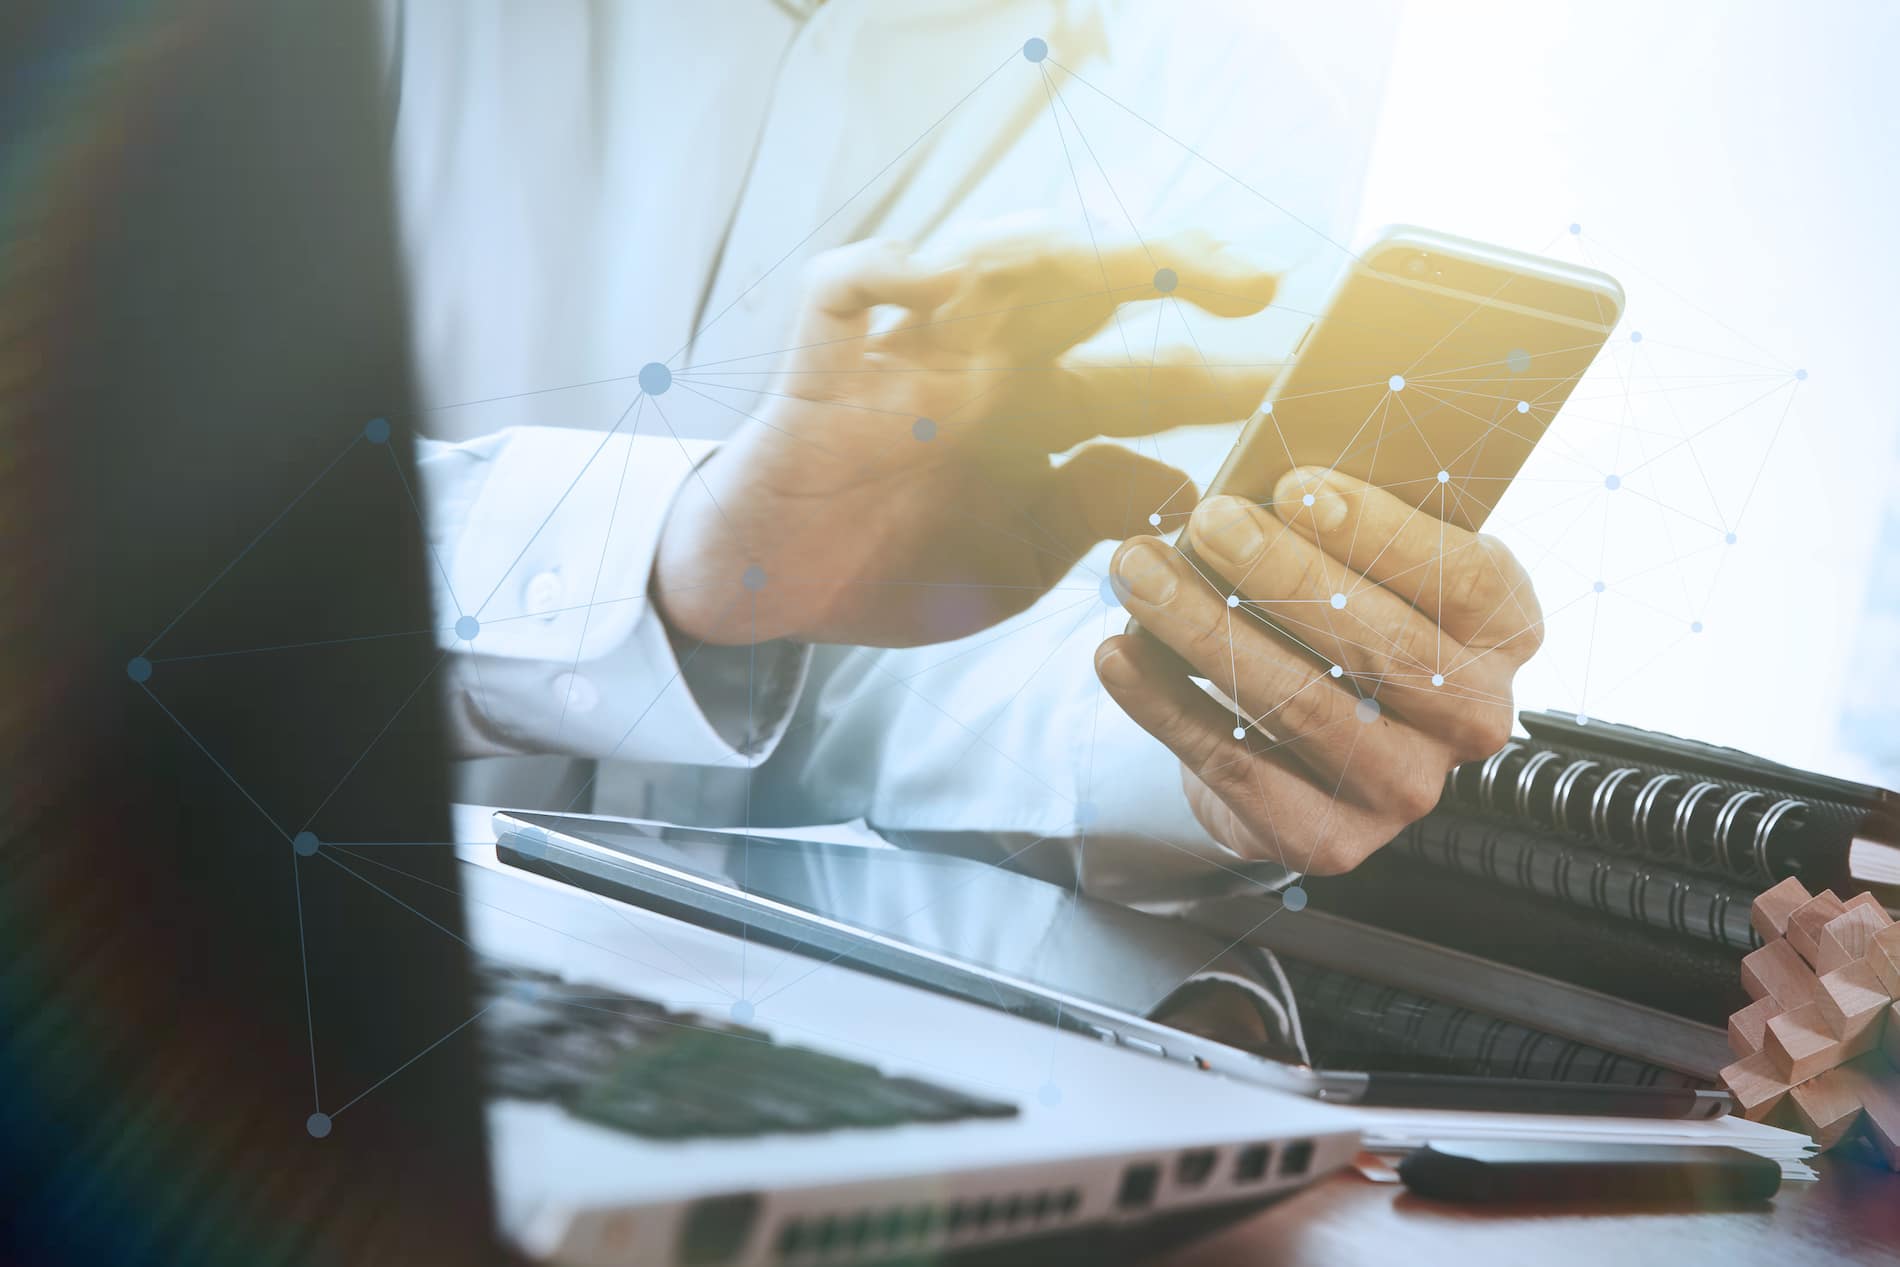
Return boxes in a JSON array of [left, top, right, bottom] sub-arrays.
[[551, 672, 598, 715], [524, 570, 563, 621]]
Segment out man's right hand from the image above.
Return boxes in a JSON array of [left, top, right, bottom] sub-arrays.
[[653, 222, 1281, 648]]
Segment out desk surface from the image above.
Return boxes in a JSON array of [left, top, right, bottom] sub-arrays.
[[1151, 1155, 1900, 1267]]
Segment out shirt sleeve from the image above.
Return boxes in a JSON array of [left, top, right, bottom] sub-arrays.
[[418, 425, 809, 766], [744, 7, 1394, 886]]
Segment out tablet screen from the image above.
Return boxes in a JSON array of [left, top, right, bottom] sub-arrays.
[[495, 811, 1249, 1031]]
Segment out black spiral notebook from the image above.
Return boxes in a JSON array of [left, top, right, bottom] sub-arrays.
[[1181, 901, 1735, 1080], [1281, 957, 1702, 1089], [1386, 813, 1763, 953], [1304, 849, 1751, 1026], [1448, 711, 1900, 892], [1173, 712, 1897, 1081]]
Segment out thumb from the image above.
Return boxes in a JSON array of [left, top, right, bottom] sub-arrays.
[[1044, 444, 1199, 559]]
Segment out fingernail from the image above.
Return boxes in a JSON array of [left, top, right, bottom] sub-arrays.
[[1095, 642, 1141, 688], [1192, 495, 1265, 566], [1113, 539, 1178, 605], [1311, 489, 1347, 533], [1275, 468, 1347, 534]]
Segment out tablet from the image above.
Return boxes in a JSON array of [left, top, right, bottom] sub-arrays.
[[491, 809, 1327, 1099], [489, 811, 1732, 1123]]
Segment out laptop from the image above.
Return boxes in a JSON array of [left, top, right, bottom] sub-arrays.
[[464, 831, 1355, 1264], [8, 2, 1351, 1262]]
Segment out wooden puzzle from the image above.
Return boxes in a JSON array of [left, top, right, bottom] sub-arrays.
[[1721, 876, 1900, 1169]]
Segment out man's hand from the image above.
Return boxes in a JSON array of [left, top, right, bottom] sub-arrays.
[[654, 223, 1278, 646], [1095, 468, 1543, 874]]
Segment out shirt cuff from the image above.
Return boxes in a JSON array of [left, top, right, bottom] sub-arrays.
[[420, 425, 809, 766]]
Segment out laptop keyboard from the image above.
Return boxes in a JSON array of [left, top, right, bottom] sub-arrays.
[[475, 962, 1018, 1140]]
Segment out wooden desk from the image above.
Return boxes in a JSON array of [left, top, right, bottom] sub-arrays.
[[1151, 1156, 1900, 1267]]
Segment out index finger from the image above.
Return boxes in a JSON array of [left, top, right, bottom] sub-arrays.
[[1122, 229, 1279, 317], [955, 227, 1279, 317], [803, 239, 959, 319], [1032, 354, 1277, 450], [1270, 466, 1543, 653]]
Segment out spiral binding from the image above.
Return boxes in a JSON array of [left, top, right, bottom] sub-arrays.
[[1281, 956, 1701, 1087], [1395, 815, 1763, 952], [1477, 742, 1522, 813], [1445, 739, 1818, 885], [1751, 797, 1807, 881], [1672, 782, 1720, 863], [1549, 759, 1599, 835], [1710, 790, 1765, 874], [1588, 765, 1639, 844], [1515, 750, 1563, 820]]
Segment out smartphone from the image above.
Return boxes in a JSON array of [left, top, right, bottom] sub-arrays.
[[1397, 1140, 1780, 1205], [1205, 225, 1624, 532]]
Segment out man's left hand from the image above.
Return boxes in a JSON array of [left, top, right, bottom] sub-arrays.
[[1095, 467, 1543, 874]]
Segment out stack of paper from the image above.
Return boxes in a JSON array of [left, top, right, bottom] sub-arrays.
[[1350, 1106, 1820, 1181]]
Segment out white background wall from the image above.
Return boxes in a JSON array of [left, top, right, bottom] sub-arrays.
[[1355, 0, 1899, 780]]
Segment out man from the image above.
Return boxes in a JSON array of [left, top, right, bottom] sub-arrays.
[[399, 0, 1541, 890]]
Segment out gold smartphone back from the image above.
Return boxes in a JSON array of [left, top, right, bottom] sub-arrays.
[[1209, 226, 1624, 532]]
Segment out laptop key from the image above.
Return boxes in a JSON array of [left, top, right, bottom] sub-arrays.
[[476, 963, 1019, 1140]]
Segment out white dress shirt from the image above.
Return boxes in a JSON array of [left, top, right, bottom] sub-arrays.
[[392, 0, 1397, 893]]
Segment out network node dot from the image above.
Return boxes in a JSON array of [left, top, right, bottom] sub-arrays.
[[455, 615, 480, 641], [1153, 267, 1178, 293], [1074, 800, 1098, 827], [306, 1113, 332, 1139], [363, 417, 391, 444], [292, 831, 320, 858], [1259, 401, 1273, 415], [1148, 512, 1161, 527], [1692, 620, 1704, 633], [1023, 36, 1048, 62], [126, 656, 153, 684], [1355, 697, 1380, 724], [1233, 726, 1247, 740], [1039, 1082, 1063, 1106], [1516, 400, 1530, 414], [1301, 492, 1315, 507], [1795, 369, 1808, 381], [1432, 673, 1445, 687], [1505, 348, 1531, 374], [742, 564, 767, 591], [1593, 580, 1606, 594], [1330, 592, 1347, 610], [1226, 593, 1240, 608], [1569, 222, 1582, 235], [1100, 574, 1123, 608], [1388, 374, 1405, 392], [1329, 664, 1344, 679], [729, 999, 756, 1024], [1282, 884, 1308, 912], [1604, 474, 1621, 491], [1725, 531, 1737, 545], [1436, 470, 1450, 484], [912, 416, 936, 442], [638, 361, 672, 395], [1576, 712, 1590, 725], [1629, 330, 1643, 343]]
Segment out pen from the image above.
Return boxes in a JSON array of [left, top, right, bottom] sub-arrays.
[[1313, 1071, 1731, 1120]]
